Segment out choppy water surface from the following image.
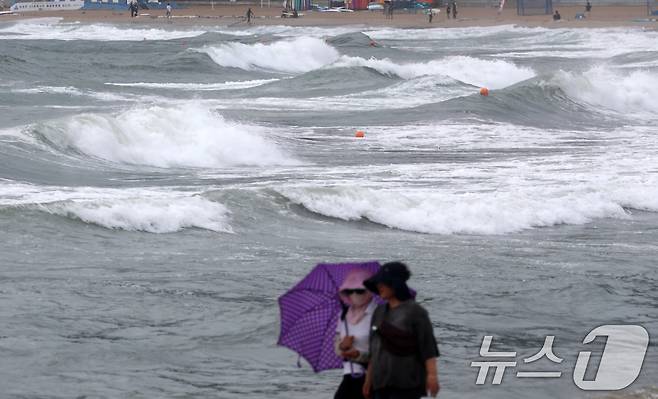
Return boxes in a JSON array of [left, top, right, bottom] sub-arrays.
[[0, 18, 656, 398]]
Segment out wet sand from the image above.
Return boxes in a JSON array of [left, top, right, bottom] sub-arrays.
[[2, 4, 657, 29]]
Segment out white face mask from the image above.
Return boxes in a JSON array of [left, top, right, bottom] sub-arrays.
[[349, 292, 370, 307]]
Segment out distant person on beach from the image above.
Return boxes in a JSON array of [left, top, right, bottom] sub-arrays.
[[129, 0, 137, 17], [362, 262, 440, 399], [428, 9, 433, 23], [553, 9, 561, 20], [585, 0, 591, 13], [246, 7, 254, 23], [165, 2, 172, 18], [451, 1, 457, 19], [334, 269, 376, 399], [383, 2, 393, 19], [446, 3, 450, 19]]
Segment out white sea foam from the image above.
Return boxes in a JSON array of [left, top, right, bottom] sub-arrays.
[[0, 19, 205, 41], [43, 196, 232, 233], [203, 76, 470, 111], [367, 25, 541, 41], [0, 182, 232, 233], [197, 37, 340, 73], [497, 28, 658, 59], [215, 25, 363, 38], [320, 75, 472, 110], [336, 122, 558, 150], [13, 86, 84, 95], [368, 26, 658, 59], [277, 185, 658, 235], [552, 67, 658, 116], [553, 28, 658, 58], [104, 79, 278, 91], [31, 103, 297, 168], [198, 37, 534, 88], [13, 86, 128, 101], [333, 55, 535, 88], [270, 122, 658, 235]]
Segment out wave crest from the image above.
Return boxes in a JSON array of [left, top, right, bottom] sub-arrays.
[[277, 186, 646, 235], [334, 55, 535, 88], [553, 67, 658, 116], [198, 37, 534, 89], [29, 103, 298, 168], [197, 37, 340, 73], [41, 196, 232, 233]]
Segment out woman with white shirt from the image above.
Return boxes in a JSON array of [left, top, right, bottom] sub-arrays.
[[334, 269, 377, 399]]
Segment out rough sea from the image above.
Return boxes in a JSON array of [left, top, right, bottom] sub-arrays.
[[0, 17, 656, 398]]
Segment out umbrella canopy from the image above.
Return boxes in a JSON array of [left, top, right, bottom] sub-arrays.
[[277, 261, 380, 372]]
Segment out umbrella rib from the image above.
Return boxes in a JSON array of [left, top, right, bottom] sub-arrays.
[[312, 308, 342, 372], [280, 295, 339, 331]]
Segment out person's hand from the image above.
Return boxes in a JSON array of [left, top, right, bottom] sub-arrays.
[[341, 349, 359, 359], [339, 335, 354, 351], [426, 374, 440, 397], [362, 380, 372, 399]]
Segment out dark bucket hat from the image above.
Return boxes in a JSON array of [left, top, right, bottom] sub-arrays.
[[364, 261, 413, 300]]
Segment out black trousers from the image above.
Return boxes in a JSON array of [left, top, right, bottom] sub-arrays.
[[335, 374, 366, 399], [373, 387, 424, 399]]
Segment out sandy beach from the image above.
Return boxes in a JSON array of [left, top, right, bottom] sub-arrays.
[[2, 4, 657, 28]]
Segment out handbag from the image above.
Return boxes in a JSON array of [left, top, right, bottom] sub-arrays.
[[376, 319, 418, 357]]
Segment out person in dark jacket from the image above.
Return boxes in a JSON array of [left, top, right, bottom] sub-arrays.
[[129, 0, 138, 17], [362, 262, 440, 399]]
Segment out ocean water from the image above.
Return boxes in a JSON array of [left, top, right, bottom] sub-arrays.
[[0, 17, 657, 398]]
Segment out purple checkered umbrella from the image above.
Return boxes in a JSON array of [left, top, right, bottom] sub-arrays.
[[277, 261, 381, 372]]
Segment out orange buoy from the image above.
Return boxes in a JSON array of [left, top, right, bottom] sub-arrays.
[[355, 130, 365, 138], [479, 87, 489, 96]]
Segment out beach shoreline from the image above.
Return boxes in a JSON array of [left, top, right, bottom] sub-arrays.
[[2, 4, 657, 29]]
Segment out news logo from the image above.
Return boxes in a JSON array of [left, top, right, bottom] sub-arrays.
[[471, 324, 649, 390]]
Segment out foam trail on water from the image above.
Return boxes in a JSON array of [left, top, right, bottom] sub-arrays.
[[104, 79, 278, 91], [13, 86, 84, 95], [213, 25, 363, 38], [367, 25, 543, 40], [0, 19, 205, 41], [27, 103, 298, 168], [369, 26, 658, 58], [12, 86, 127, 101]]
